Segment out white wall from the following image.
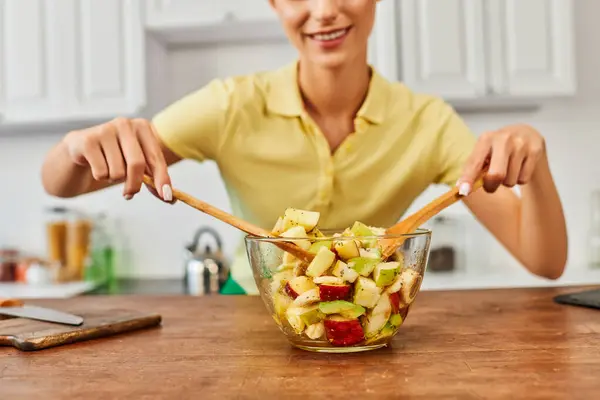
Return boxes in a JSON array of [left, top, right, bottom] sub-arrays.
[[1, 1, 599, 285]]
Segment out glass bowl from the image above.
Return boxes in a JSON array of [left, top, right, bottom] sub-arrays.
[[245, 228, 431, 353]]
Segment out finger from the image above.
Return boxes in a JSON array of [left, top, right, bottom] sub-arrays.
[[457, 133, 492, 195], [144, 182, 177, 205], [518, 156, 538, 185], [114, 118, 146, 199], [81, 137, 109, 181], [98, 124, 126, 182], [134, 119, 173, 202], [504, 146, 527, 187], [484, 136, 511, 193]]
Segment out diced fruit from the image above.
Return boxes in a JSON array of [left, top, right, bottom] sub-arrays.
[[270, 269, 294, 293], [331, 260, 359, 283], [373, 262, 400, 287], [364, 292, 392, 338], [350, 221, 374, 237], [359, 247, 382, 259], [292, 262, 306, 277], [282, 208, 320, 232], [282, 251, 298, 265], [272, 216, 285, 235], [353, 277, 381, 308], [280, 226, 311, 250], [319, 301, 365, 318], [308, 228, 325, 238], [389, 314, 403, 327], [385, 274, 403, 294], [364, 322, 396, 345], [285, 276, 316, 299], [292, 288, 320, 307], [324, 316, 365, 346], [389, 291, 401, 314], [308, 240, 333, 254], [348, 257, 380, 277], [334, 240, 360, 261], [297, 305, 325, 326], [305, 322, 325, 339], [319, 284, 351, 301], [369, 226, 387, 236], [399, 268, 422, 305], [273, 291, 293, 317], [313, 276, 345, 285], [305, 246, 336, 277], [286, 307, 306, 334]]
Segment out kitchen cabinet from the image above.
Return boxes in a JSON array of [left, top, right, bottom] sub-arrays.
[[397, 0, 576, 101], [0, 0, 145, 128], [144, 0, 283, 45]]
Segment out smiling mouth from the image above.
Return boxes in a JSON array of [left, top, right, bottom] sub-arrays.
[[306, 27, 351, 42]]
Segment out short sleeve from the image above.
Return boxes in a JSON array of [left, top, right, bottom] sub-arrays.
[[433, 102, 478, 186], [151, 78, 231, 162]]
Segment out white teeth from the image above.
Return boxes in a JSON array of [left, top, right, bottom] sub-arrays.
[[312, 29, 347, 41]]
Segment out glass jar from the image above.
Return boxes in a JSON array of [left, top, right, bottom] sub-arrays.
[[45, 207, 70, 268], [426, 215, 466, 273], [0, 249, 19, 282]]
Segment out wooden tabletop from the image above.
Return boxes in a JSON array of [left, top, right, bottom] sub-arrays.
[[2, 286, 600, 399]]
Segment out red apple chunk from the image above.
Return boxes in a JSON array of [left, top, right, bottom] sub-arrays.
[[318, 284, 351, 302], [324, 316, 365, 346]]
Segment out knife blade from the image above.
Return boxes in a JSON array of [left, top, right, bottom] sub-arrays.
[[0, 297, 84, 326], [0, 306, 84, 326]]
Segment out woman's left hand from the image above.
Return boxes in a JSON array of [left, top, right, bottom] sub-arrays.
[[457, 124, 546, 195]]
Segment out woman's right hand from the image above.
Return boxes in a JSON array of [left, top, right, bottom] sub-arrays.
[[63, 117, 173, 202]]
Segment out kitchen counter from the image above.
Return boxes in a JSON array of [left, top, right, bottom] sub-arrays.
[[2, 286, 600, 399]]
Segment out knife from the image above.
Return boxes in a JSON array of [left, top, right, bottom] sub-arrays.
[[0, 297, 84, 326]]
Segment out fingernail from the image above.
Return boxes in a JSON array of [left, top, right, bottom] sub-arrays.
[[458, 182, 471, 196], [162, 184, 173, 202], [124, 194, 133, 200]]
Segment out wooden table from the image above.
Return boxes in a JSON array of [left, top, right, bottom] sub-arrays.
[[2, 286, 600, 399]]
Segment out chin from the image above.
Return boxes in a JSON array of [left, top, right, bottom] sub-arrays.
[[306, 52, 359, 70]]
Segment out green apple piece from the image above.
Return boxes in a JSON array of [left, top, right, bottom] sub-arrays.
[[334, 239, 361, 261], [353, 277, 381, 308], [305, 246, 336, 277], [280, 226, 311, 250], [348, 257, 380, 277], [389, 314, 403, 327], [373, 262, 401, 287], [285, 307, 306, 334], [331, 260, 359, 283], [282, 208, 320, 232], [318, 300, 366, 318], [364, 292, 392, 338], [350, 221, 374, 237], [298, 305, 326, 326], [273, 291, 293, 317], [305, 321, 325, 339], [359, 248, 382, 259], [364, 322, 396, 345], [308, 240, 333, 254]]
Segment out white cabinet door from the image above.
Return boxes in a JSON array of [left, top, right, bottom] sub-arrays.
[[487, 0, 576, 96], [398, 0, 487, 100], [0, 0, 65, 124], [369, 0, 399, 82], [64, 0, 146, 118], [145, 0, 276, 29]]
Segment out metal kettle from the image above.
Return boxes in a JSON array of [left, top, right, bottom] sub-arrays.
[[183, 227, 230, 295]]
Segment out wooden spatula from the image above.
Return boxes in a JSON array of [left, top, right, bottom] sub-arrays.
[[142, 176, 315, 263], [380, 174, 486, 258]]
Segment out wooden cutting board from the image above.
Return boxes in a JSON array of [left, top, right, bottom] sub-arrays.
[[0, 309, 162, 351]]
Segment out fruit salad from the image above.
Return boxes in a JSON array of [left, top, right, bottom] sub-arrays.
[[267, 208, 424, 348]]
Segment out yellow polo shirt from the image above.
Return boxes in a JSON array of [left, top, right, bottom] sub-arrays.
[[152, 61, 477, 295]]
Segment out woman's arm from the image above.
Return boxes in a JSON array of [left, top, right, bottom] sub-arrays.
[[457, 125, 568, 279], [41, 118, 180, 201]]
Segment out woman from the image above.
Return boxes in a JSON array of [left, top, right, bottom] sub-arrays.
[[41, 0, 568, 295]]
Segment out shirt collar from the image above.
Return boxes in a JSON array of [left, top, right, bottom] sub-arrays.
[[266, 61, 390, 125]]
